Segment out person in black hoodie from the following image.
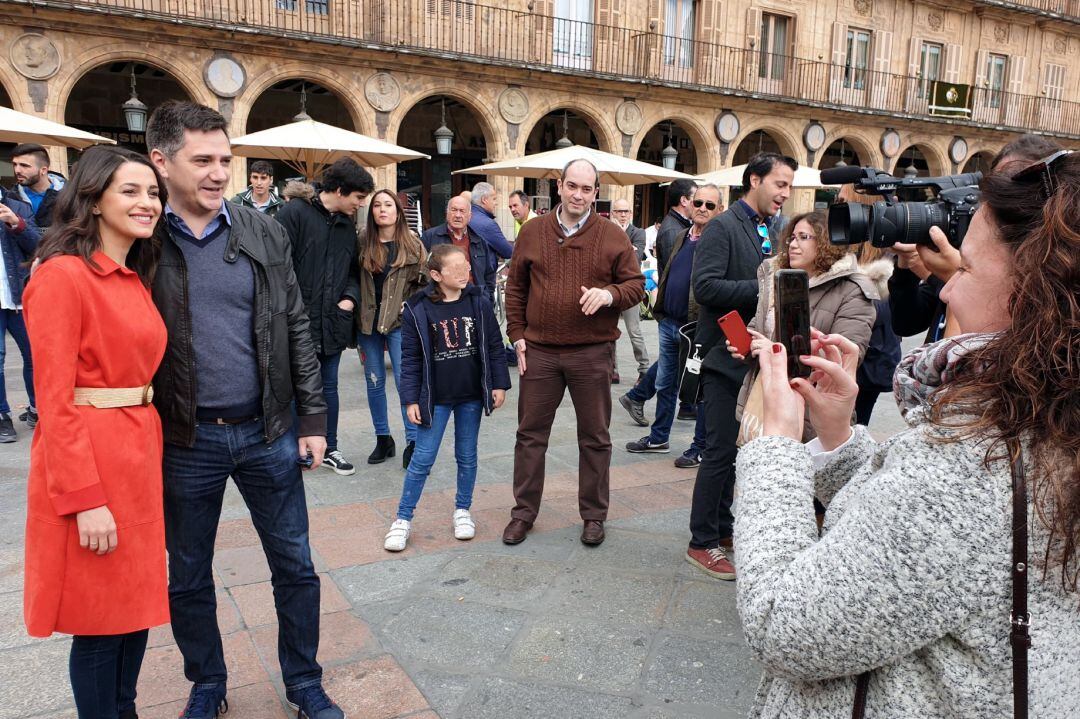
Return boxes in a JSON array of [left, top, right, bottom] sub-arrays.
[[384, 245, 511, 552], [276, 158, 374, 475]]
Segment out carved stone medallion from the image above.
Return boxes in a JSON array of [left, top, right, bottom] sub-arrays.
[[928, 12, 944, 31], [364, 72, 401, 113], [204, 56, 246, 98], [614, 101, 644, 136], [498, 88, 529, 125], [994, 24, 1009, 43], [10, 33, 60, 81], [854, 0, 872, 17], [1054, 36, 1068, 55]]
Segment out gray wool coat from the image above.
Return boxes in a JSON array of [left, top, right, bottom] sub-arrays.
[[734, 343, 1080, 717]]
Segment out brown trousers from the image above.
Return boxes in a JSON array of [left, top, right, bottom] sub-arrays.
[[512, 341, 614, 523]]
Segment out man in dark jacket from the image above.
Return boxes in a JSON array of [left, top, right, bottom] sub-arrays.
[[469, 181, 514, 269], [655, 178, 695, 272], [147, 101, 344, 719], [230, 159, 285, 216], [276, 158, 373, 476], [0, 188, 39, 442], [10, 143, 64, 228], [421, 195, 495, 302], [688, 152, 795, 582]]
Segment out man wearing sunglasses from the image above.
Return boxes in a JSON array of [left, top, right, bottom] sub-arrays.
[[686, 152, 795, 580], [625, 184, 722, 469]]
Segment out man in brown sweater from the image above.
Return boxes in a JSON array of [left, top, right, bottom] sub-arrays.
[[502, 159, 645, 546]]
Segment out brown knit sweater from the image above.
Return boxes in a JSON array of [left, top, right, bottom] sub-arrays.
[[505, 209, 645, 347]]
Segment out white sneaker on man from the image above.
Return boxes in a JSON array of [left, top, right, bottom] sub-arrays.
[[453, 509, 475, 540], [384, 519, 411, 552]]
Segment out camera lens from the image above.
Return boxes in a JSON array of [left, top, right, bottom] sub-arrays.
[[874, 202, 948, 247], [827, 203, 869, 245]]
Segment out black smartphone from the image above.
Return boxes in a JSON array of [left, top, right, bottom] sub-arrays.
[[774, 269, 812, 379], [297, 454, 314, 468]]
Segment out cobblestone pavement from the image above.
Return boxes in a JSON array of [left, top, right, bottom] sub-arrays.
[[0, 323, 909, 719]]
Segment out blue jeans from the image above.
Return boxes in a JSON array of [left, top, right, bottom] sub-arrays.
[[357, 328, 417, 443], [0, 308, 34, 414], [396, 400, 483, 521], [317, 351, 341, 451], [69, 629, 147, 719], [648, 318, 683, 444], [163, 418, 322, 691], [626, 361, 657, 403]]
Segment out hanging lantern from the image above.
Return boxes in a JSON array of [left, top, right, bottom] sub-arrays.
[[122, 65, 149, 133], [661, 121, 678, 171], [555, 110, 573, 149], [293, 82, 312, 122], [434, 97, 454, 155]]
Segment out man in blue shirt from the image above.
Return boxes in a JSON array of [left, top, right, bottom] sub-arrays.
[[10, 143, 64, 228], [469, 181, 514, 267]]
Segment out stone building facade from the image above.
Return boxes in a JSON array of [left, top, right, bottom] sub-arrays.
[[0, 0, 1076, 227]]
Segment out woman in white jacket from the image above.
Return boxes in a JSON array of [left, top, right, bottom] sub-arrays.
[[735, 150, 1080, 717]]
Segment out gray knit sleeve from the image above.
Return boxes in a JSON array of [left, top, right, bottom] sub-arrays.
[[813, 424, 876, 508], [734, 432, 1009, 683]]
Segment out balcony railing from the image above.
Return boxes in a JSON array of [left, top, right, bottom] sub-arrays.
[[972, 0, 1080, 23], [7, 0, 1079, 138]]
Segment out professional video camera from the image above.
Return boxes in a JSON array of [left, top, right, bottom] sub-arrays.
[[824, 165, 981, 249]]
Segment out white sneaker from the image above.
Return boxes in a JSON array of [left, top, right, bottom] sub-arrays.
[[453, 509, 475, 540], [384, 519, 410, 552]]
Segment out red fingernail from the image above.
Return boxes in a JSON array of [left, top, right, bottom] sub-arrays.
[[772, 344, 782, 354]]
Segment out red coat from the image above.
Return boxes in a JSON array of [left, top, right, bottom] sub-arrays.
[[23, 252, 169, 637]]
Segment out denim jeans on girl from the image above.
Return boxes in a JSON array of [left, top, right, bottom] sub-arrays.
[[69, 629, 148, 719], [396, 400, 483, 520], [357, 328, 417, 443]]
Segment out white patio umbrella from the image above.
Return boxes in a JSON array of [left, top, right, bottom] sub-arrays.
[[0, 105, 115, 149], [453, 145, 696, 186], [696, 164, 832, 188], [230, 118, 429, 179]]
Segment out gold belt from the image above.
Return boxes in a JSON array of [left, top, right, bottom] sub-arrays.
[[72, 384, 154, 408]]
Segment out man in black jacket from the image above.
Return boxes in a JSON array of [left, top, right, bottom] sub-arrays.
[[421, 195, 495, 302], [147, 101, 343, 719], [688, 152, 795, 581], [655, 178, 695, 272], [277, 158, 373, 476]]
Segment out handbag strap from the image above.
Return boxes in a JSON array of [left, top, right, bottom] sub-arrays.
[[1008, 439, 1030, 719], [853, 440, 1030, 719]]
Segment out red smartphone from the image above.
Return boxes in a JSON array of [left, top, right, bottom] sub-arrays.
[[718, 311, 752, 356]]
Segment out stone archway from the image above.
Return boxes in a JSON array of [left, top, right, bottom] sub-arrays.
[[521, 101, 617, 155], [395, 93, 492, 229], [962, 151, 995, 175], [633, 119, 702, 227], [731, 124, 801, 164], [521, 107, 608, 212], [892, 144, 946, 178]]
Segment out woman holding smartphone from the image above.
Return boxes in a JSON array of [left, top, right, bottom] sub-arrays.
[[23, 146, 168, 718]]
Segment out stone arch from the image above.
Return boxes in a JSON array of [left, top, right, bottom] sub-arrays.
[[962, 150, 996, 174], [815, 130, 879, 169], [629, 110, 713, 173], [0, 65, 25, 112], [729, 121, 802, 163], [518, 99, 618, 155], [54, 45, 207, 125], [891, 141, 948, 177], [388, 87, 499, 158], [234, 63, 369, 137]]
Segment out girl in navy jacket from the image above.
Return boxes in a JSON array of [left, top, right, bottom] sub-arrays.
[[385, 245, 511, 551]]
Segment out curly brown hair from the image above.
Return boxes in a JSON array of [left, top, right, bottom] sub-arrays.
[[931, 151, 1080, 592], [776, 210, 852, 275]]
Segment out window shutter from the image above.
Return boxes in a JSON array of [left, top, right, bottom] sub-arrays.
[[1005, 55, 1026, 125], [698, 0, 720, 45], [869, 30, 893, 108], [974, 49, 989, 88], [831, 22, 847, 66], [943, 43, 962, 83], [908, 37, 921, 77], [1043, 63, 1065, 100], [1006, 55, 1026, 95], [746, 8, 763, 51]]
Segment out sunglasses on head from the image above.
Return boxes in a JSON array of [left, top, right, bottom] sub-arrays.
[[692, 199, 717, 210], [1012, 149, 1074, 198]]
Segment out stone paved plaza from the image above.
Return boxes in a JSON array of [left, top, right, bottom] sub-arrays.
[[0, 321, 908, 719]]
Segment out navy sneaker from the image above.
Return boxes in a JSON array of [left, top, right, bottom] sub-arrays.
[[286, 684, 345, 719], [674, 448, 702, 468], [180, 683, 228, 718], [625, 436, 670, 453]]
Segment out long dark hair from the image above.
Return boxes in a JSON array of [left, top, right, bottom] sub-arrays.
[[35, 145, 164, 284], [361, 189, 422, 274], [932, 152, 1080, 592]]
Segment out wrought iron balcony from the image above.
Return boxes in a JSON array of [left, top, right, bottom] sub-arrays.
[[6, 0, 1078, 138]]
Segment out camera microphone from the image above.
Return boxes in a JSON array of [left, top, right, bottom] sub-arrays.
[[820, 166, 867, 185]]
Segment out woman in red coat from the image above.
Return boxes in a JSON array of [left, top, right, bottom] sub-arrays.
[[23, 145, 168, 719]]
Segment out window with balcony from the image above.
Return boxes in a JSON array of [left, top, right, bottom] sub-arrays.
[[986, 53, 1007, 109], [844, 28, 870, 90], [758, 13, 789, 81], [663, 0, 696, 69], [554, 0, 595, 70], [918, 42, 942, 99], [276, 0, 329, 13]]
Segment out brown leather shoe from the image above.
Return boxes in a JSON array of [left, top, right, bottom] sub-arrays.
[[502, 518, 532, 545], [580, 520, 605, 546]]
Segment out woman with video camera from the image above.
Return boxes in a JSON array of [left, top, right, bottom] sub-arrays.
[[734, 151, 1079, 716]]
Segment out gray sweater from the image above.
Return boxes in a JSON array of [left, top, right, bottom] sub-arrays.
[[734, 339, 1080, 717]]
